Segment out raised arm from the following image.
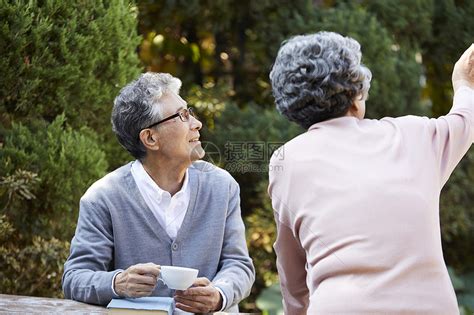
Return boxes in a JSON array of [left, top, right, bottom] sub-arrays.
[[432, 45, 474, 185], [452, 44, 474, 92]]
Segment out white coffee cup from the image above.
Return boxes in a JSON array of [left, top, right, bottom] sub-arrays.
[[159, 266, 199, 290]]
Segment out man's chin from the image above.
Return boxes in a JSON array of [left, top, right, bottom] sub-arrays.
[[190, 147, 206, 161]]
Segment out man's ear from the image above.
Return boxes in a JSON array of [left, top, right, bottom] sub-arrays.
[[139, 129, 160, 151]]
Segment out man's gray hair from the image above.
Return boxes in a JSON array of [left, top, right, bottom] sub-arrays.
[[111, 72, 182, 159], [269, 31, 372, 129]]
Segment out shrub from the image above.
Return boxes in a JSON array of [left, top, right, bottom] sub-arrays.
[[0, 0, 142, 168], [0, 115, 108, 240], [0, 116, 108, 296]]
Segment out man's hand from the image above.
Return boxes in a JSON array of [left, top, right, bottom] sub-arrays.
[[114, 262, 160, 298], [452, 44, 474, 92], [174, 277, 223, 313]]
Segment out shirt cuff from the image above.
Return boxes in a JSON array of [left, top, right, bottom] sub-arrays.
[[111, 270, 123, 297], [215, 286, 227, 311]]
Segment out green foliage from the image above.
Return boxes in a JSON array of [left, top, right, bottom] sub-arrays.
[[0, 0, 142, 168], [0, 0, 141, 127], [0, 169, 41, 207], [309, 4, 426, 118], [423, 0, 474, 117], [245, 197, 279, 311], [0, 115, 108, 240], [0, 223, 70, 297], [0, 116, 106, 298], [449, 267, 474, 314], [0, 0, 139, 301], [440, 148, 474, 271], [365, 0, 434, 48], [191, 84, 302, 215], [255, 283, 284, 315], [137, 0, 316, 105]]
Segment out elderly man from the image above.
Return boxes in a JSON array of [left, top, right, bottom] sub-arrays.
[[62, 73, 255, 313]]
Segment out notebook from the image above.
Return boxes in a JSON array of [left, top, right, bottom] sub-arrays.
[[107, 296, 174, 315]]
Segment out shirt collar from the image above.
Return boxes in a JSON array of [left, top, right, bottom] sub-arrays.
[[131, 160, 189, 202]]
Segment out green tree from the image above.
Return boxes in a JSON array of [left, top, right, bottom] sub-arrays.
[[0, 115, 108, 239], [0, 0, 142, 168], [0, 0, 141, 297], [0, 115, 108, 297], [308, 3, 426, 118], [137, 0, 316, 106]]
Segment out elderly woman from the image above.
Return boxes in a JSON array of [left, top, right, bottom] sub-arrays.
[[268, 31, 473, 314]]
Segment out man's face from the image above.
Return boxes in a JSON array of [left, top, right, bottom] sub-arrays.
[[154, 92, 205, 163]]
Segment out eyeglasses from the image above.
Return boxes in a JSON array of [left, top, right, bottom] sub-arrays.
[[143, 107, 196, 130]]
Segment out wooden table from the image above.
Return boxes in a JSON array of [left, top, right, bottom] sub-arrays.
[[0, 294, 259, 314], [0, 294, 106, 314]]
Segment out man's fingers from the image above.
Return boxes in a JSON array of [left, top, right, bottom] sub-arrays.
[[130, 263, 161, 276], [192, 277, 211, 287], [175, 302, 205, 313], [174, 295, 208, 305], [178, 286, 212, 296], [129, 283, 156, 291], [130, 274, 158, 285], [175, 298, 209, 313]]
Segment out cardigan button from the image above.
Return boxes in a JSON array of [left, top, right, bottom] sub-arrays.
[[172, 243, 178, 251]]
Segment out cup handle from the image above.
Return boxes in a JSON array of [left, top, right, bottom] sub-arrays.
[[157, 273, 166, 286]]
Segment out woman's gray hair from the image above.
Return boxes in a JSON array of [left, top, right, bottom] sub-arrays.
[[111, 72, 182, 159], [269, 31, 372, 128]]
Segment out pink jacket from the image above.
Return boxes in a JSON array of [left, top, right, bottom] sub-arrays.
[[269, 87, 473, 314]]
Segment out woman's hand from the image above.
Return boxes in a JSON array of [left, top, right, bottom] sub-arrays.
[[452, 44, 474, 92]]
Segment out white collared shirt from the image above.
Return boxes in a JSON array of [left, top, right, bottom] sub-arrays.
[[131, 159, 190, 240]]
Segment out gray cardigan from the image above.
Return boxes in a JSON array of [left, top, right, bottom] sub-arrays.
[[62, 161, 255, 311]]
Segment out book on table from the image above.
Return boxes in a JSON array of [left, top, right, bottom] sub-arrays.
[[106, 296, 174, 315]]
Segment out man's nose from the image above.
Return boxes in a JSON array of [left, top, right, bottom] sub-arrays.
[[190, 115, 202, 130]]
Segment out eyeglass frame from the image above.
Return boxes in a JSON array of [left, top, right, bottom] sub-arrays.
[[142, 107, 196, 130]]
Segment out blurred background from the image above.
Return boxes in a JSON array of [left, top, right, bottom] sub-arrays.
[[1, 0, 473, 314]]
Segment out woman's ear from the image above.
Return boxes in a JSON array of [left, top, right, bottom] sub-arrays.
[[346, 94, 366, 119], [346, 102, 359, 116], [351, 95, 366, 119], [139, 129, 160, 151]]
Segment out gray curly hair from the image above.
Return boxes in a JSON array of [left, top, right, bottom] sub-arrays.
[[111, 72, 182, 159], [269, 32, 372, 129]]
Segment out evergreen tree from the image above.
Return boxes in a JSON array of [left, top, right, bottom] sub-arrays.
[[308, 4, 426, 118], [137, 0, 315, 106], [0, 0, 142, 297], [0, 0, 142, 167]]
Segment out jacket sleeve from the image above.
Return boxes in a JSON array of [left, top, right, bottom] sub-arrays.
[[273, 212, 309, 314], [211, 179, 256, 310], [392, 86, 474, 187], [268, 154, 309, 314], [431, 86, 474, 185], [62, 197, 121, 306]]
